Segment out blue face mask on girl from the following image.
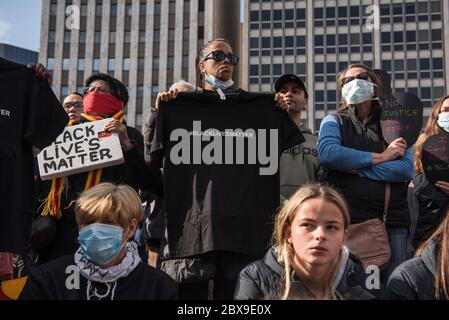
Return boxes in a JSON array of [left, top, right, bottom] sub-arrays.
[[78, 223, 124, 265], [437, 112, 449, 133]]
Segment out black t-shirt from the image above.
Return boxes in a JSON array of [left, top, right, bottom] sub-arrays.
[[0, 58, 68, 255], [150, 92, 304, 258], [19, 255, 178, 300]]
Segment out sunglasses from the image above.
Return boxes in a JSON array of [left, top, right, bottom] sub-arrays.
[[63, 102, 83, 110], [341, 72, 371, 85], [203, 50, 240, 66]]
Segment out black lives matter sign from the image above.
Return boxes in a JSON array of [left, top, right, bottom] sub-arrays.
[[37, 118, 124, 180], [422, 133, 449, 183], [380, 91, 423, 147]]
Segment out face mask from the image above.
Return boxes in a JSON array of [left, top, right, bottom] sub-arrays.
[[78, 223, 124, 265], [437, 112, 449, 132], [83, 92, 124, 116], [341, 79, 376, 105], [204, 74, 234, 90]]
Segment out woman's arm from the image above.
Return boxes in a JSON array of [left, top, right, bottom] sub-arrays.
[[358, 147, 414, 182], [318, 115, 373, 171]]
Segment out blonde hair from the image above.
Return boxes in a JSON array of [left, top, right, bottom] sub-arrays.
[[75, 183, 143, 229], [415, 209, 449, 300], [336, 63, 381, 111], [414, 95, 449, 173], [273, 183, 350, 300]]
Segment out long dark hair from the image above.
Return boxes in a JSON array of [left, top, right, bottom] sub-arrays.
[[414, 95, 449, 173], [195, 38, 232, 90], [415, 209, 449, 299]]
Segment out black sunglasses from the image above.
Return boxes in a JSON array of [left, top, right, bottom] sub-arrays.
[[203, 50, 240, 66], [341, 72, 371, 85]]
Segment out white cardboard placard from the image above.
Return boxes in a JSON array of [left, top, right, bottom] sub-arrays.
[[37, 118, 124, 180]]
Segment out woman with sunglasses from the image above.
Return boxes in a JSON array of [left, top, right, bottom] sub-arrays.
[[147, 38, 241, 105], [317, 64, 414, 282], [143, 39, 287, 300]]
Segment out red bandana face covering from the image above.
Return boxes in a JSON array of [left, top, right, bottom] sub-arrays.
[[83, 92, 124, 116]]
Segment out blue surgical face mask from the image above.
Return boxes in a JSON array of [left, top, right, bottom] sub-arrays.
[[78, 223, 124, 265], [341, 79, 376, 105], [437, 112, 449, 132], [204, 74, 234, 90]]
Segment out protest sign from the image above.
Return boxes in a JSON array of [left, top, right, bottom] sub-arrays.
[[380, 91, 423, 146], [37, 118, 124, 180], [422, 133, 449, 183]]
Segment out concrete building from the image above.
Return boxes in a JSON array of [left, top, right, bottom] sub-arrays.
[[0, 43, 38, 65], [39, 0, 240, 130], [242, 0, 448, 132]]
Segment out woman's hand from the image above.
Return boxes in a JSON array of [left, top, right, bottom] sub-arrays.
[[154, 88, 179, 110], [435, 180, 449, 196], [373, 138, 407, 164], [104, 120, 133, 151]]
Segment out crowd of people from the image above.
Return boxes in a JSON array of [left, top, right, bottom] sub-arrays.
[[1, 37, 449, 301]]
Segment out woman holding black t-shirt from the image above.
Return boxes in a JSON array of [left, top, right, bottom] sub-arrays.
[[144, 38, 303, 300], [144, 39, 254, 300]]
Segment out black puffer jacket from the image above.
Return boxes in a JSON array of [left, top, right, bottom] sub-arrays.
[[384, 241, 438, 300], [408, 173, 449, 249], [234, 246, 379, 300]]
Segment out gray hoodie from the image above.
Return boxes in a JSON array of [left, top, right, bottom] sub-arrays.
[[280, 126, 322, 202]]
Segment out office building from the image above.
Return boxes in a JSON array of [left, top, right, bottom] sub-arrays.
[[39, 0, 240, 130], [0, 43, 38, 65], [242, 0, 448, 132]]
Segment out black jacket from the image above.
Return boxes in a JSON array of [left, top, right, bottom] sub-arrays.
[[384, 241, 438, 300], [234, 246, 379, 300], [32, 123, 162, 262], [325, 106, 410, 227], [20, 254, 177, 300], [408, 173, 449, 248]]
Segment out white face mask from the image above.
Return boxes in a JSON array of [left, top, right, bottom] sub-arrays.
[[437, 112, 449, 132], [204, 74, 234, 90], [341, 79, 376, 105]]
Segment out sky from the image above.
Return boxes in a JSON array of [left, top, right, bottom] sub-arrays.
[[0, 0, 243, 53], [0, 0, 42, 51]]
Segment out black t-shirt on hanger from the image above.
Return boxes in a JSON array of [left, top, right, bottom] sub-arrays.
[[150, 91, 304, 258], [0, 58, 68, 255]]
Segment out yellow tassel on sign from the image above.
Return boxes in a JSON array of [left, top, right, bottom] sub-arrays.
[[39, 177, 64, 219]]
